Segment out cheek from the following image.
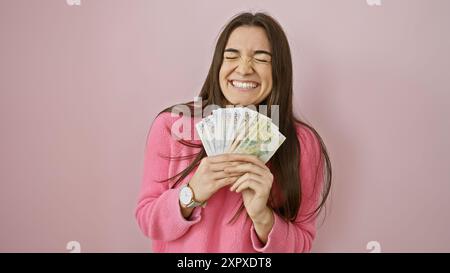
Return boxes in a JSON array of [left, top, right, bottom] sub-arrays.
[[261, 71, 273, 90], [219, 66, 230, 93], [219, 65, 225, 80], [219, 63, 232, 79]]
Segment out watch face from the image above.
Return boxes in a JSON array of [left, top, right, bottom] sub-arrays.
[[180, 186, 193, 205]]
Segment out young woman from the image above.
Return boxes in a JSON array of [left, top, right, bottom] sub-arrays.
[[135, 12, 331, 253]]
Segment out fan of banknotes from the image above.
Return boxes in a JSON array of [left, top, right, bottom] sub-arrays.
[[195, 107, 286, 163]]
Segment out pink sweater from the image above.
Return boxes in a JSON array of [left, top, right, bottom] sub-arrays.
[[135, 112, 324, 253]]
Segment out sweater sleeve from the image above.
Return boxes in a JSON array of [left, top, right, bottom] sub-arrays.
[[250, 125, 325, 253], [134, 113, 202, 242]]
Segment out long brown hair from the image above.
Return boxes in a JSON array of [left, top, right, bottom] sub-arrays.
[[156, 12, 331, 223]]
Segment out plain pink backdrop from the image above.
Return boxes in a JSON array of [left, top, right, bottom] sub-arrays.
[[1, 0, 449, 252]]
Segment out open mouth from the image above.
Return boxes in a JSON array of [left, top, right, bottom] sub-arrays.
[[228, 80, 260, 91]]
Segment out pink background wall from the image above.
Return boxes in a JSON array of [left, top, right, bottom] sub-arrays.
[[1, 0, 449, 252]]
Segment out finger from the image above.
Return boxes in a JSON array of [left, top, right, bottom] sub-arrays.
[[223, 153, 267, 170], [210, 171, 240, 181], [224, 163, 266, 177], [235, 179, 264, 193], [229, 173, 247, 191], [206, 153, 264, 167], [208, 161, 240, 172], [230, 173, 264, 191], [206, 154, 245, 164], [214, 176, 240, 189]]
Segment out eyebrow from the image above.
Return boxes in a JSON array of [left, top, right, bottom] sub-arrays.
[[224, 48, 272, 57]]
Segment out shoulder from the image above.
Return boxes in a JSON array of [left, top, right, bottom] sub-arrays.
[[146, 112, 173, 142], [147, 110, 200, 147], [150, 111, 188, 135], [151, 111, 179, 129]]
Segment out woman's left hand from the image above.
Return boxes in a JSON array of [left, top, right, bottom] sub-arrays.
[[224, 154, 274, 223]]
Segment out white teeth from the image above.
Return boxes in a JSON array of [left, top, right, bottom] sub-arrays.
[[231, 80, 258, 89]]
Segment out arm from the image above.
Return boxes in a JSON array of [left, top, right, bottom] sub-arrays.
[[134, 113, 202, 242], [250, 126, 325, 253], [251, 207, 275, 244], [180, 204, 195, 219]]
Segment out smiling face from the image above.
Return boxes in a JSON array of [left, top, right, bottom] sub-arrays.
[[219, 26, 273, 106]]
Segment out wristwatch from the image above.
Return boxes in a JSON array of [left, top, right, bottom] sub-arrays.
[[179, 184, 207, 208]]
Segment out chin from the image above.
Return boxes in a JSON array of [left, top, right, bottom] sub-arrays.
[[222, 94, 252, 106]]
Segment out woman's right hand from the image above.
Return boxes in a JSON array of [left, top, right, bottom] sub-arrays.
[[188, 154, 244, 203]]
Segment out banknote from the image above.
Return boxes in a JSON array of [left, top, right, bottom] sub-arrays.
[[195, 107, 285, 163]]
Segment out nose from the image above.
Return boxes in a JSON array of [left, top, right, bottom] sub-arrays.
[[235, 57, 254, 75]]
